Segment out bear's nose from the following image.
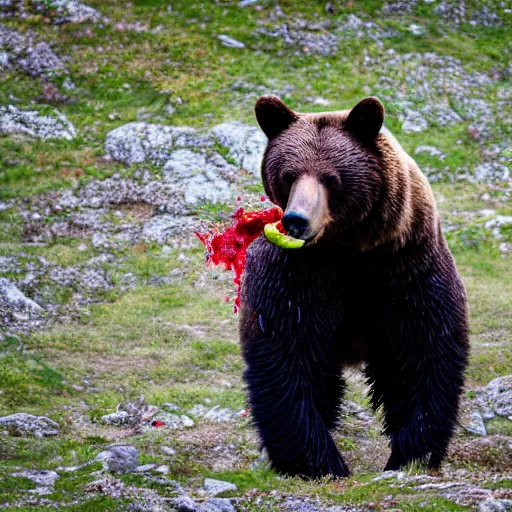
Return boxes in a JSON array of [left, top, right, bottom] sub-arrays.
[[282, 212, 310, 239]]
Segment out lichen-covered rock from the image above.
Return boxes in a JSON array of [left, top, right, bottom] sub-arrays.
[[30, 0, 104, 24], [0, 277, 43, 312], [104, 122, 214, 166], [0, 25, 66, 77], [188, 405, 241, 423], [11, 470, 59, 487], [95, 444, 139, 473], [211, 122, 266, 175], [0, 413, 60, 437], [462, 410, 487, 436], [0, 105, 76, 140], [203, 478, 237, 497]]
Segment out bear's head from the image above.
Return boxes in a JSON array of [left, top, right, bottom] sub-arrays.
[[255, 96, 388, 246]]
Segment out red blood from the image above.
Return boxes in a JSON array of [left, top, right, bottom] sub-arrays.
[[196, 206, 283, 313], [152, 420, 165, 427], [260, 196, 268, 202]]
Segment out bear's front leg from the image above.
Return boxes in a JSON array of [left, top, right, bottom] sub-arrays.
[[241, 313, 349, 478], [367, 257, 469, 471], [240, 239, 349, 478]]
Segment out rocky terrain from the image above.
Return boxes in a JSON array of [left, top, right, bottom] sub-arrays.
[[0, 1, 511, 511]]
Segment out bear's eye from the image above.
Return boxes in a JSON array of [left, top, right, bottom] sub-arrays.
[[282, 172, 296, 187], [324, 175, 340, 187]]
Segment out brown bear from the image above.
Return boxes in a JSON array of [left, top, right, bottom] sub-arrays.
[[239, 96, 469, 478]]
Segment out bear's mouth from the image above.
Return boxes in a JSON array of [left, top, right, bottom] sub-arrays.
[[282, 174, 331, 244]]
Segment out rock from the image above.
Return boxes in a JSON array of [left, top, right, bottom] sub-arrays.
[[479, 499, 512, 512], [101, 411, 131, 426], [203, 478, 237, 497], [147, 411, 193, 429], [173, 495, 199, 512], [372, 470, 406, 481], [161, 446, 177, 456], [0, 277, 43, 312], [0, 105, 76, 140], [217, 35, 245, 49], [211, 122, 266, 175], [0, 25, 66, 77], [414, 145, 447, 160], [135, 464, 158, 472], [30, 0, 104, 24], [481, 376, 512, 418], [188, 405, 239, 423], [11, 470, 59, 487], [142, 215, 198, 244], [0, 413, 60, 437], [463, 411, 487, 436], [104, 122, 214, 166], [95, 444, 139, 473], [400, 108, 429, 133], [203, 499, 236, 512]]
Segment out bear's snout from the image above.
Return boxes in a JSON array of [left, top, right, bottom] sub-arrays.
[[284, 174, 331, 242]]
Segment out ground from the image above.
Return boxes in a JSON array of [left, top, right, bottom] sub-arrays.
[[0, 1, 511, 511]]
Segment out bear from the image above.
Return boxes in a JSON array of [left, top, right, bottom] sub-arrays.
[[239, 95, 469, 478]]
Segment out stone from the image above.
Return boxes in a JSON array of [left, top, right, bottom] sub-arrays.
[[135, 464, 158, 472], [202, 499, 236, 512], [104, 122, 214, 166], [217, 35, 245, 49], [11, 470, 59, 487], [0, 26, 66, 77], [173, 495, 199, 512], [188, 405, 239, 423], [101, 411, 131, 426], [203, 478, 237, 497], [142, 215, 198, 244], [483, 376, 512, 418], [0, 278, 43, 312], [463, 410, 487, 436], [479, 499, 512, 512], [0, 413, 60, 437], [95, 444, 139, 473], [31, 0, 104, 24], [211, 122, 266, 175], [0, 105, 76, 140]]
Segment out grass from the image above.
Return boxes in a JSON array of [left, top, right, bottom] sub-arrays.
[[0, 0, 511, 510]]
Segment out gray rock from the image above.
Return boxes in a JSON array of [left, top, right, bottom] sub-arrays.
[[31, 0, 104, 24], [104, 122, 214, 166], [482, 376, 512, 418], [147, 411, 193, 430], [142, 215, 197, 244], [463, 410, 487, 436], [0, 25, 66, 77], [479, 499, 512, 512], [218, 34, 245, 49], [212, 122, 266, 175], [173, 495, 198, 512], [95, 444, 139, 473], [135, 464, 158, 472], [11, 470, 59, 487], [202, 499, 236, 512], [0, 105, 76, 140], [414, 145, 447, 160], [203, 478, 237, 497], [101, 411, 131, 426], [188, 405, 239, 423], [0, 277, 43, 312], [400, 108, 429, 133], [0, 413, 60, 437]]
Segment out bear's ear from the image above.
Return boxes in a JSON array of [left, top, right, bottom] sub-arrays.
[[255, 96, 298, 139], [345, 97, 385, 140]]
